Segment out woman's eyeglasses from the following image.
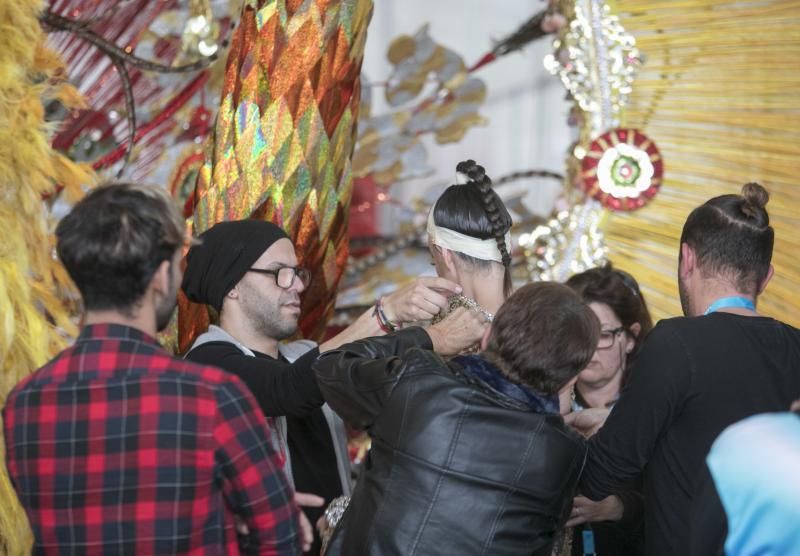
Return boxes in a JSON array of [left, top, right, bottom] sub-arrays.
[[597, 326, 626, 349], [247, 266, 311, 289]]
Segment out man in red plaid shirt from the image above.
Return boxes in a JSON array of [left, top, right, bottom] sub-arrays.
[[3, 183, 311, 554]]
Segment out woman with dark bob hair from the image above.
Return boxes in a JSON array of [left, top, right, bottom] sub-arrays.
[[563, 264, 653, 556]]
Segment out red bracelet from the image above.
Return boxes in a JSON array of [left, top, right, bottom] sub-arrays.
[[373, 297, 396, 333]]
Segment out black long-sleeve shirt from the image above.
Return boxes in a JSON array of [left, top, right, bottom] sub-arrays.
[[187, 341, 324, 417], [580, 312, 800, 556]]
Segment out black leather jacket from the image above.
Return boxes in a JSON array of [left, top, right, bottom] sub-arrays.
[[314, 328, 586, 556]]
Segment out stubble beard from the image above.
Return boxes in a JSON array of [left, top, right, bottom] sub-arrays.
[[678, 275, 692, 317], [242, 286, 299, 342], [155, 285, 178, 332]]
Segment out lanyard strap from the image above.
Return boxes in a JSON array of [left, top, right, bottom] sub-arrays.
[[582, 526, 596, 555], [704, 296, 755, 315]]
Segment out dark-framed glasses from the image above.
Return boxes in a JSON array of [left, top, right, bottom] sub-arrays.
[[247, 266, 311, 289], [597, 326, 626, 349]]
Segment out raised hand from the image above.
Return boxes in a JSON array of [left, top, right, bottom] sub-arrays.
[[381, 276, 462, 325], [426, 306, 489, 357]]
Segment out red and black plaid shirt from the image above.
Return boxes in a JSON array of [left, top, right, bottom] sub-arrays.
[[3, 323, 301, 555]]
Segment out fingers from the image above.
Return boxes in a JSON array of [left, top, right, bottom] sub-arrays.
[[408, 289, 449, 319], [564, 408, 609, 437], [566, 495, 623, 525], [565, 496, 590, 527], [316, 515, 328, 534], [415, 276, 462, 295], [449, 307, 490, 331], [791, 398, 800, 412], [295, 492, 325, 507], [563, 411, 581, 426], [295, 491, 324, 550], [298, 511, 314, 552], [384, 278, 456, 323], [426, 307, 486, 356], [565, 515, 586, 527]]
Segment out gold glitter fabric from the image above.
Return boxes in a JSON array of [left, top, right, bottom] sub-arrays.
[[183, 0, 373, 344]]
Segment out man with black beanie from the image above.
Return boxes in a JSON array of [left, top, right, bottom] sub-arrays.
[[182, 219, 486, 554]]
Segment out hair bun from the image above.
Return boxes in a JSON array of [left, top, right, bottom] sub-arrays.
[[741, 182, 769, 218], [455, 159, 488, 185], [455, 159, 476, 173]]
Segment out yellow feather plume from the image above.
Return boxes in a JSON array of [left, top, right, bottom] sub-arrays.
[[0, 0, 95, 552]]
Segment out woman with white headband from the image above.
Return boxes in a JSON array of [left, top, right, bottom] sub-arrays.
[[317, 160, 513, 551], [427, 159, 513, 324]]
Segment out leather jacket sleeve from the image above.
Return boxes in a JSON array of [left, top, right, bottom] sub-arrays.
[[313, 327, 433, 429]]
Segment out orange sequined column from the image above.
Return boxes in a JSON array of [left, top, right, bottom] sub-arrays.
[[181, 0, 373, 347]]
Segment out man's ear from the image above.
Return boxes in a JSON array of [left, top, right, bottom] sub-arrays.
[[150, 259, 171, 297], [757, 264, 774, 295], [679, 242, 696, 280]]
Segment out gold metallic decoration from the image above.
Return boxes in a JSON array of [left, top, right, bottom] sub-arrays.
[[526, 0, 643, 283], [519, 201, 607, 283], [186, 0, 373, 345], [544, 0, 641, 134], [179, 0, 220, 61]]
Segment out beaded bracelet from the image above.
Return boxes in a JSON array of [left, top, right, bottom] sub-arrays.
[[373, 297, 397, 333]]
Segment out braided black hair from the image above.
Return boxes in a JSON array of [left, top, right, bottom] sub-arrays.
[[433, 159, 513, 297]]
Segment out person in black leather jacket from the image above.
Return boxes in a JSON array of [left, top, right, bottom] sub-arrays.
[[314, 282, 600, 555]]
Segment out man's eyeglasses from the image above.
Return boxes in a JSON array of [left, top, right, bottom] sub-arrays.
[[597, 326, 626, 349], [247, 266, 311, 289]]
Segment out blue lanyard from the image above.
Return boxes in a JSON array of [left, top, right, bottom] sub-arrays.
[[704, 296, 755, 315], [582, 526, 596, 555]]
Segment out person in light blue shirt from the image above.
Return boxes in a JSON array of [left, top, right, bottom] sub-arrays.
[[707, 410, 800, 556]]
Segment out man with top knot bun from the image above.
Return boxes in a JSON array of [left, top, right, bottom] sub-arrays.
[[569, 183, 800, 556]]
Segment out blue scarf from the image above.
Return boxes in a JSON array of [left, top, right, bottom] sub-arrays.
[[453, 354, 560, 415]]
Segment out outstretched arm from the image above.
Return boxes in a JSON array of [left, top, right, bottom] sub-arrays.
[[315, 308, 488, 428], [318, 276, 462, 353], [581, 323, 692, 500]]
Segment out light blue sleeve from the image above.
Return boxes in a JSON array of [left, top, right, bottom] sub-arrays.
[[707, 413, 800, 556]]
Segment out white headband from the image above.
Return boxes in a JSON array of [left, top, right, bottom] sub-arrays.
[[426, 209, 511, 263]]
